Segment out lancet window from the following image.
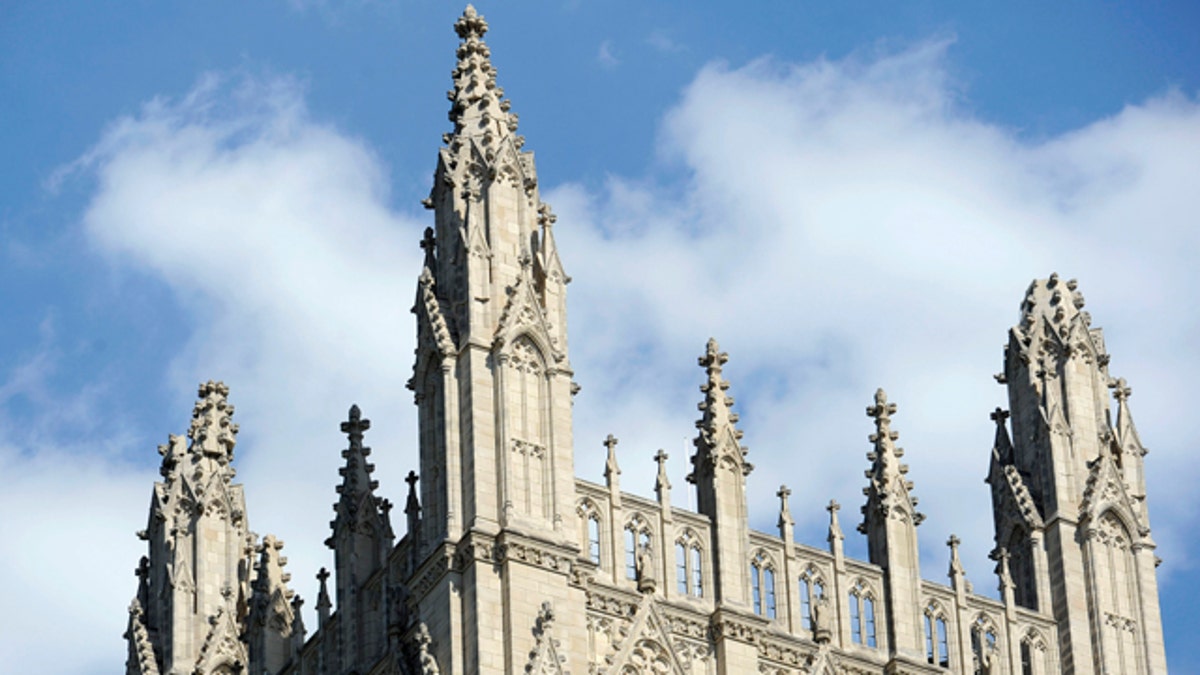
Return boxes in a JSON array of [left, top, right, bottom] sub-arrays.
[[674, 530, 704, 598], [970, 615, 1000, 675], [1019, 629, 1049, 675], [1095, 511, 1143, 673], [848, 580, 877, 648], [624, 516, 652, 581], [798, 566, 826, 631], [750, 551, 777, 619], [1007, 525, 1038, 610], [577, 501, 603, 567], [924, 602, 951, 667]]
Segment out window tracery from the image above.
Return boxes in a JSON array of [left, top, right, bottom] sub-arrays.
[[749, 550, 777, 619], [924, 602, 951, 667], [848, 580, 877, 648]]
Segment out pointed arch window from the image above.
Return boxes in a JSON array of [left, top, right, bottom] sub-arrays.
[[587, 514, 602, 565], [1019, 630, 1049, 675], [925, 603, 950, 667], [577, 501, 603, 568], [675, 543, 688, 594], [848, 580, 877, 648], [970, 616, 999, 675], [750, 551, 776, 619], [624, 518, 651, 581], [673, 532, 704, 598], [799, 567, 826, 631]]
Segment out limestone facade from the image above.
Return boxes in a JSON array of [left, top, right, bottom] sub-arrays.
[[124, 7, 1169, 674]]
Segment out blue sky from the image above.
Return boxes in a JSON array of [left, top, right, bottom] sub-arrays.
[[2, 2, 1199, 672]]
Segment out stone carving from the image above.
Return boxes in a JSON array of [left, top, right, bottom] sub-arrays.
[[526, 602, 569, 674], [634, 542, 657, 594], [415, 622, 441, 675]]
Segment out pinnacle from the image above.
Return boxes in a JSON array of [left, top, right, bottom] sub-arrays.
[[1017, 272, 1089, 336], [332, 404, 381, 524], [691, 338, 751, 476], [445, 3, 520, 149], [188, 380, 239, 461], [862, 388, 923, 528]]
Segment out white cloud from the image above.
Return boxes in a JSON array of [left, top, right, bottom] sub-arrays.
[[4, 72, 425, 673], [551, 41, 1200, 592], [10, 37, 1199, 673]]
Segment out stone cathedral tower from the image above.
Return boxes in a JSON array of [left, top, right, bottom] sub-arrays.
[[124, 7, 1168, 675]]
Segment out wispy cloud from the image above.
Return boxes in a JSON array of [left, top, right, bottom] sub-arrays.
[[647, 29, 684, 54], [11, 38, 1199, 673], [597, 39, 619, 68]]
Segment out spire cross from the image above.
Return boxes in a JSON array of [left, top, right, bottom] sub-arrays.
[[947, 534, 961, 550], [826, 499, 840, 515], [1111, 377, 1132, 401], [405, 470, 419, 491], [990, 407, 1010, 424], [772, 482, 792, 504], [317, 567, 330, 585], [604, 434, 619, 453], [654, 448, 669, 470]]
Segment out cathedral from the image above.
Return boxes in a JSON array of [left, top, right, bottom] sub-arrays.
[[123, 7, 1169, 675]]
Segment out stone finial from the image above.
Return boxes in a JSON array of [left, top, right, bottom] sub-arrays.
[[603, 434, 620, 484], [188, 380, 238, 460], [989, 407, 1015, 467], [777, 485, 793, 526], [940, 533, 969, 586], [826, 499, 844, 543], [316, 567, 332, 628], [454, 4, 487, 40], [420, 226, 437, 270], [654, 449, 671, 504]]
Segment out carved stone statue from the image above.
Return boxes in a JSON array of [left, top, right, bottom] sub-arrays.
[[812, 594, 833, 644], [634, 542, 657, 594]]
